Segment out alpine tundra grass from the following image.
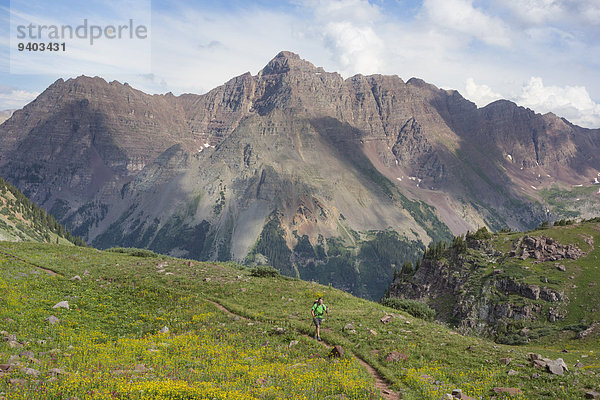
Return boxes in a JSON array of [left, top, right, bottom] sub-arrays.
[[0, 236, 598, 399]]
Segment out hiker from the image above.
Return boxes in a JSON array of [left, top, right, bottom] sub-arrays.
[[311, 297, 328, 340]]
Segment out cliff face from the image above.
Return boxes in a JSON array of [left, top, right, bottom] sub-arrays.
[[387, 222, 599, 343], [1, 51, 599, 299]]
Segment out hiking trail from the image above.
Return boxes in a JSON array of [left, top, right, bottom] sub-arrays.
[[205, 299, 401, 400]]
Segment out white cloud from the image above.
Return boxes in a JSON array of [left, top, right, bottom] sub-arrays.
[[501, 0, 565, 24], [0, 87, 39, 109], [514, 77, 600, 128], [321, 21, 384, 75], [422, 0, 511, 47], [500, 0, 600, 25], [464, 78, 503, 107], [302, 0, 385, 75]]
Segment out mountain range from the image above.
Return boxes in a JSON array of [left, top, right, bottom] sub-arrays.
[[1, 51, 599, 298]]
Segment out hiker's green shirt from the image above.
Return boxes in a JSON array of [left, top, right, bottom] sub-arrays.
[[312, 303, 327, 318]]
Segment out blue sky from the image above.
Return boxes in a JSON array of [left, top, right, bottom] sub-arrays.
[[1, 0, 599, 128]]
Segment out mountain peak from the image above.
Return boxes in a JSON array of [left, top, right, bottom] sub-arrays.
[[260, 51, 319, 76]]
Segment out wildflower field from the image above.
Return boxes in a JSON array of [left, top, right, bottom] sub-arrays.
[[0, 238, 599, 399]]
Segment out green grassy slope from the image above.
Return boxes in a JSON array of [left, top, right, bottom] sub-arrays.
[[0, 177, 84, 245], [0, 241, 598, 399]]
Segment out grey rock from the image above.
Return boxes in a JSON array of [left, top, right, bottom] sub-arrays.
[[46, 315, 60, 325], [546, 358, 568, 375], [0, 364, 14, 372], [22, 367, 41, 376], [49, 368, 67, 375], [385, 351, 408, 362], [328, 345, 344, 358], [4, 333, 17, 342], [52, 301, 69, 310], [159, 326, 169, 334], [576, 322, 599, 339]]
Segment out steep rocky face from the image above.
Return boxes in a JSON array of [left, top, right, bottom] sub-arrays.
[[1, 51, 599, 299]]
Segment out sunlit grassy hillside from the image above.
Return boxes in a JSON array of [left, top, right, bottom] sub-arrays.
[[0, 240, 598, 399], [0, 177, 83, 245]]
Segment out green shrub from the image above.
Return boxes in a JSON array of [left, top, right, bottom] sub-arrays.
[[553, 219, 575, 226], [106, 247, 159, 258], [250, 265, 280, 278], [380, 297, 436, 321], [496, 333, 528, 345], [562, 323, 589, 333], [466, 226, 493, 241]]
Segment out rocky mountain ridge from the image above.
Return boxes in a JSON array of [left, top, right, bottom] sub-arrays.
[[1, 51, 599, 298]]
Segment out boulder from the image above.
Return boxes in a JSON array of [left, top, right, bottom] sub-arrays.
[[288, 340, 299, 348], [48, 368, 67, 375], [0, 364, 14, 372], [22, 367, 41, 376], [158, 326, 169, 334], [500, 357, 511, 365], [451, 389, 477, 400], [46, 315, 60, 325], [380, 315, 393, 324], [585, 391, 600, 399], [52, 301, 69, 310], [546, 358, 568, 375], [385, 351, 408, 362], [3, 333, 17, 342], [329, 345, 344, 358], [69, 275, 81, 281], [540, 288, 562, 302]]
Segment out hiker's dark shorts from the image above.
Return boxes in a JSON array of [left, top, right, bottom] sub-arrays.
[[313, 317, 322, 326]]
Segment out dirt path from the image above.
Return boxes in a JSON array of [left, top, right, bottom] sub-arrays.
[[205, 299, 400, 400], [0, 250, 61, 276]]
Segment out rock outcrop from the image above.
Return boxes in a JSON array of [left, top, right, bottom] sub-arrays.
[[386, 229, 580, 340], [510, 236, 583, 261]]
